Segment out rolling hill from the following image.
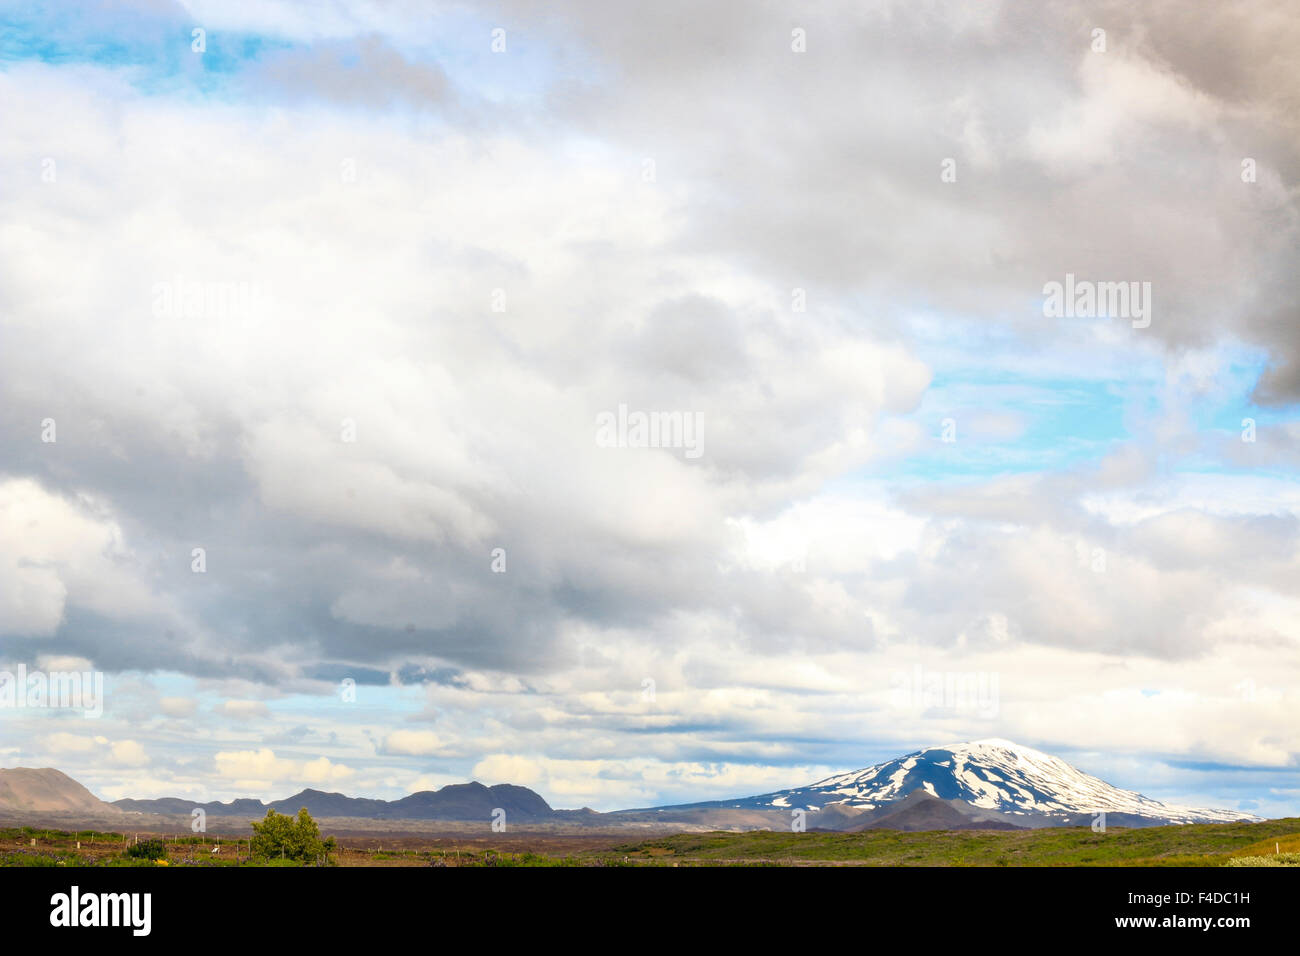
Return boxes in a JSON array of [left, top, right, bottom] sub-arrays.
[[0, 768, 124, 818]]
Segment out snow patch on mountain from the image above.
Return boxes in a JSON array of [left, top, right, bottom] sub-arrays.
[[748, 739, 1256, 824]]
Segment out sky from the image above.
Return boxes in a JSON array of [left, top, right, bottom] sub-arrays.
[[0, 0, 1297, 817]]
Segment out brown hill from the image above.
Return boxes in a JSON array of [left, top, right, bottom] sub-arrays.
[[843, 789, 1026, 832], [0, 767, 123, 816]]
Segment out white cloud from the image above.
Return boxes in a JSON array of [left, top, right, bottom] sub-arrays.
[[217, 701, 273, 721], [382, 730, 447, 756], [110, 740, 149, 767], [160, 697, 198, 718], [213, 748, 354, 790], [0, 479, 157, 636]]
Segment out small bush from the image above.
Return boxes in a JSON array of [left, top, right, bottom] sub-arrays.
[[124, 839, 167, 860], [249, 808, 336, 865]]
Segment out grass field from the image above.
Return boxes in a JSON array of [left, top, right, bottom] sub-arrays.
[[609, 817, 1300, 866], [3, 819, 1298, 867]]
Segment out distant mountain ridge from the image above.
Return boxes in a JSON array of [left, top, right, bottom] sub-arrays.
[[114, 780, 567, 822]]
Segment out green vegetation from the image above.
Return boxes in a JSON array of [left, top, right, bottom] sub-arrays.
[[608, 818, 1300, 867], [2, 852, 66, 867], [0, 826, 256, 867], [9, 826, 120, 841], [1224, 852, 1300, 867], [2, 818, 1297, 867], [249, 808, 336, 865], [125, 838, 167, 860], [457, 850, 627, 867]]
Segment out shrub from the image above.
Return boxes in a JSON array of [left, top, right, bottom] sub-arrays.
[[249, 808, 336, 865], [125, 839, 167, 860]]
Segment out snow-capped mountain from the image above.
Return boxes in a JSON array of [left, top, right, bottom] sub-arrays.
[[733, 739, 1256, 825]]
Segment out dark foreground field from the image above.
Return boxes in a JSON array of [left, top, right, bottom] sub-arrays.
[[3, 819, 1299, 867]]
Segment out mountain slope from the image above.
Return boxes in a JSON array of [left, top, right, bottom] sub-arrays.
[[840, 790, 1027, 831], [731, 739, 1256, 825], [0, 768, 124, 816]]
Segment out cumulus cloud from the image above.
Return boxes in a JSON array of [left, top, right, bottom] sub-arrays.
[[0, 64, 930, 680], [381, 730, 450, 756], [213, 748, 354, 790], [0, 479, 158, 636], [35, 734, 147, 769], [110, 740, 149, 767]]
